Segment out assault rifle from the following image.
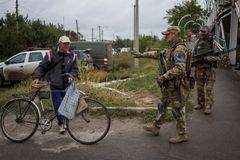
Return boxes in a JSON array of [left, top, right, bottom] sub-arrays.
[[192, 48, 236, 63], [156, 50, 168, 117], [158, 50, 167, 92], [131, 49, 168, 91]]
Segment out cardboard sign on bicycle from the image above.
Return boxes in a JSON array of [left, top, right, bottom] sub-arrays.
[[76, 96, 88, 114]]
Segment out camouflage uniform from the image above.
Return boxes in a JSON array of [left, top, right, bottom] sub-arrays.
[[135, 38, 189, 138], [194, 36, 222, 114]]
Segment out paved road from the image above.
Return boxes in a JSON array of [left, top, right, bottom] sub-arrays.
[[0, 68, 240, 160]]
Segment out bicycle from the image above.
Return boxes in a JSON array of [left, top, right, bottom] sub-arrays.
[[0, 76, 111, 145]]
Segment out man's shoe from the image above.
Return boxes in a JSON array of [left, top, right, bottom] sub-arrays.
[[143, 123, 160, 136], [169, 134, 188, 144], [59, 124, 65, 134], [204, 106, 212, 115], [194, 104, 204, 110]]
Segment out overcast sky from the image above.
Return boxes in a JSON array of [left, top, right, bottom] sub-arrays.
[[0, 0, 205, 40]]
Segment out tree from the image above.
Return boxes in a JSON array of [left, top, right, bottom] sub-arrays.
[[139, 35, 166, 52], [0, 13, 64, 58], [112, 35, 167, 53], [112, 36, 133, 51], [165, 0, 207, 35]]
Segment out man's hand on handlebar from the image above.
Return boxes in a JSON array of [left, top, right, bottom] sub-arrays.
[[31, 79, 39, 85]]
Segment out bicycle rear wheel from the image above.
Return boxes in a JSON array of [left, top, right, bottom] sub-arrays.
[[1, 99, 39, 142], [67, 98, 111, 144]]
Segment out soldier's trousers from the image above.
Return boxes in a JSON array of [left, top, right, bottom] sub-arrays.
[[154, 84, 187, 135], [195, 67, 216, 108]]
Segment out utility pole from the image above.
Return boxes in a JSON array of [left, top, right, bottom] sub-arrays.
[[133, 0, 139, 67], [16, 0, 19, 33], [150, 32, 153, 48], [98, 25, 101, 41], [76, 19, 80, 40], [92, 28, 94, 42], [63, 17, 65, 30], [102, 29, 103, 41]]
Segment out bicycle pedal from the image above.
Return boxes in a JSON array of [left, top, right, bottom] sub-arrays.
[[41, 131, 46, 135]]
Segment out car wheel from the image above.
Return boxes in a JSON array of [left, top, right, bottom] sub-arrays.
[[0, 75, 4, 86]]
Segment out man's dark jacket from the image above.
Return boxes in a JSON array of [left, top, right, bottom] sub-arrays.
[[34, 46, 79, 89]]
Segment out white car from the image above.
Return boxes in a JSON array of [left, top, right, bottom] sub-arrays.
[[120, 47, 131, 53], [0, 49, 49, 86]]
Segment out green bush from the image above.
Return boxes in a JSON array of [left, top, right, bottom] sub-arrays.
[[0, 57, 5, 62], [109, 73, 158, 92], [112, 53, 134, 71]]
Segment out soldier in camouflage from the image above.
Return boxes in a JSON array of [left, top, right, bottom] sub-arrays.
[[132, 26, 189, 144], [193, 26, 222, 115]]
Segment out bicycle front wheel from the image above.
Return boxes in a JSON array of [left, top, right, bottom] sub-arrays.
[[67, 98, 111, 144], [1, 99, 39, 142]]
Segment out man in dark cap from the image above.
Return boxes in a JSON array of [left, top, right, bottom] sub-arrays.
[[193, 25, 221, 115]]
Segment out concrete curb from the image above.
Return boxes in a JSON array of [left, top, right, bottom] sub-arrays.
[[106, 106, 156, 110], [106, 106, 174, 111]]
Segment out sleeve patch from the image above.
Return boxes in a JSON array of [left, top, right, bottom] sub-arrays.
[[175, 57, 186, 63]]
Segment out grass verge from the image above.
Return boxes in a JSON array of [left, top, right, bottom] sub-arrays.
[[0, 53, 194, 123]]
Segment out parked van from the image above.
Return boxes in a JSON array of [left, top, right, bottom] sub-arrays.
[[71, 41, 113, 70]]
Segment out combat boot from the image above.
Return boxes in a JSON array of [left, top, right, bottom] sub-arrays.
[[194, 104, 204, 110], [169, 134, 188, 144], [204, 105, 212, 115], [143, 123, 160, 136]]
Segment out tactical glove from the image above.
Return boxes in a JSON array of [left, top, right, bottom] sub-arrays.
[[131, 51, 142, 58], [157, 76, 166, 85]]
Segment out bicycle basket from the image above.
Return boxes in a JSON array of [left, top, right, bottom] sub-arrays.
[[31, 82, 48, 89], [38, 91, 50, 99]]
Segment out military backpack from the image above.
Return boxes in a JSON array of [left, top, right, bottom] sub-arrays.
[[173, 42, 195, 89]]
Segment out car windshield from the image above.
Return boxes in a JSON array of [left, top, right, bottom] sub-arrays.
[[8, 53, 26, 64]]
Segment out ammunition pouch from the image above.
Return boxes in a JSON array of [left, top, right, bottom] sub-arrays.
[[176, 76, 195, 90], [196, 61, 217, 68], [174, 78, 181, 89]]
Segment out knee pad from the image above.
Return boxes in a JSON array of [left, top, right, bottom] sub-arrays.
[[172, 108, 184, 121], [157, 102, 166, 114]]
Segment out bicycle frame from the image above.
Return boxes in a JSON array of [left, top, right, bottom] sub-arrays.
[[37, 99, 57, 123], [17, 86, 59, 131]]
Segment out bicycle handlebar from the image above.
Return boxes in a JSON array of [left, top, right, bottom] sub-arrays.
[[31, 81, 49, 89]]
